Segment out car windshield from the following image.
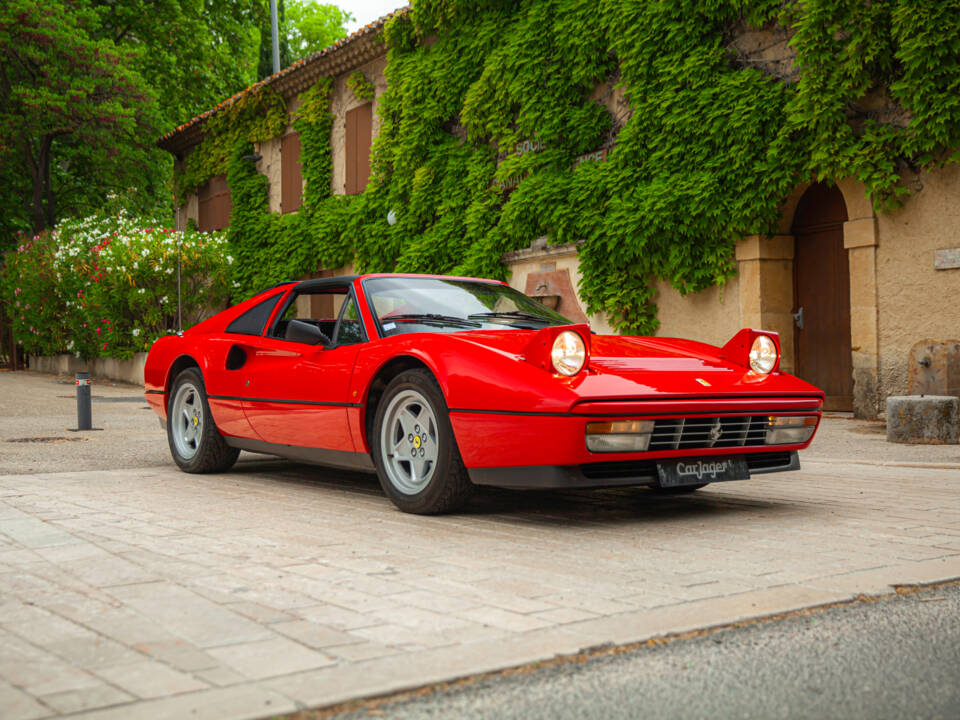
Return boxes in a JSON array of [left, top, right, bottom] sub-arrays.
[[363, 277, 573, 336]]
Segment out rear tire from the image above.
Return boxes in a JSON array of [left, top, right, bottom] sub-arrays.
[[372, 369, 474, 514], [167, 368, 239, 473]]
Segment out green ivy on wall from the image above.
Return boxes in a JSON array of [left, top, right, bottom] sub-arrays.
[[217, 0, 960, 333], [176, 84, 289, 198], [346, 71, 376, 101]]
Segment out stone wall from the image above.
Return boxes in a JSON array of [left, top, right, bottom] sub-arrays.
[[876, 163, 960, 404], [29, 353, 148, 387], [503, 239, 741, 346]]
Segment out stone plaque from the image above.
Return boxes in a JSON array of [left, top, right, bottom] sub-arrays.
[[934, 248, 960, 270]]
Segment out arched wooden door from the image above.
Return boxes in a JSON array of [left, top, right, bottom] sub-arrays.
[[792, 183, 853, 411]]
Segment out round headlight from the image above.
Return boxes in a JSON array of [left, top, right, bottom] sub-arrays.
[[749, 335, 778, 374], [551, 331, 586, 376]]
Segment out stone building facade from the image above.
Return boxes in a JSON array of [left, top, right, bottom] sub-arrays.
[[159, 11, 960, 419]]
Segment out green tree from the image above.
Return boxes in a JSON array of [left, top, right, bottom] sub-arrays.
[[285, 0, 352, 60], [0, 1, 150, 235], [0, 0, 263, 245]]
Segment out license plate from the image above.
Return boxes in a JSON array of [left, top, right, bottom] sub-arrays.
[[657, 457, 750, 487]]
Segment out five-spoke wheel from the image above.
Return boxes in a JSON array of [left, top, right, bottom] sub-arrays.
[[380, 389, 440, 495], [170, 379, 204, 460], [166, 367, 239, 473], [372, 369, 473, 514]]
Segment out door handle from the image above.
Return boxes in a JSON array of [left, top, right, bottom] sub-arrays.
[[793, 306, 804, 330]]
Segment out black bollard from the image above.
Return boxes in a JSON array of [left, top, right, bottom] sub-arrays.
[[76, 372, 92, 431]]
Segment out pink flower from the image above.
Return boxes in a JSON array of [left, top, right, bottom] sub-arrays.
[[95, 327, 101, 334], [102, 342, 107, 350]]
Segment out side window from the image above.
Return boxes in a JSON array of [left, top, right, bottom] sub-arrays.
[[268, 290, 344, 341], [333, 294, 364, 345], [225, 292, 283, 336]]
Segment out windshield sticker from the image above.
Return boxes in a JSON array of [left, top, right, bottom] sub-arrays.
[[382, 322, 396, 331]]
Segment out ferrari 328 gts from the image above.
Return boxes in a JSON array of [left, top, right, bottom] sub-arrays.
[[144, 274, 823, 514]]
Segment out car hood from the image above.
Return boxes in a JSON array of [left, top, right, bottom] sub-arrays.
[[457, 330, 822, 399]]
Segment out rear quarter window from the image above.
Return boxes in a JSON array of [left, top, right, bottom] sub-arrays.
[[225, 292, 284, 336]]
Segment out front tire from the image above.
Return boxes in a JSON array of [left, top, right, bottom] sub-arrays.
[[167, 368, 239, 473], [372, 369, 474, 514]]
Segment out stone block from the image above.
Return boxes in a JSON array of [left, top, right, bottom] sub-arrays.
[[886, 395, 959, 444]]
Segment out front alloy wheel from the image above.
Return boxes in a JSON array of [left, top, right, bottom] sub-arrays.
[[372, 369, 473, 514], [380, 389, 440, 495]]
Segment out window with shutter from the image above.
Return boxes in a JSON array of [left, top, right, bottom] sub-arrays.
[[281, 132, 303, 213], [345, 103, 372, 195], [198, 174, 232, 231]]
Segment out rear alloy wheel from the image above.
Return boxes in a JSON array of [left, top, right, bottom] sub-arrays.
[[167, 368, 239, 473], [373, 369, 473, 514]]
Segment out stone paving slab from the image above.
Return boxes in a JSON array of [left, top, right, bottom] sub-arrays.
[[0, 457, 958, 719]]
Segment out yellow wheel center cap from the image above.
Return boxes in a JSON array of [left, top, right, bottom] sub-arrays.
[[413, 436, 421, 449], [193, 415, 199, 426]]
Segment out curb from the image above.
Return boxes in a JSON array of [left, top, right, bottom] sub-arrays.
[[803, 457, 960, 471], [256, 555, 960, 714]]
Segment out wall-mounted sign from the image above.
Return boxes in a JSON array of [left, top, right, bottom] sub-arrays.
[[573, 148, 607, 167], [514, 139, 544, 156], [491, 142, 607, 193], [934, 248, 960, 270]]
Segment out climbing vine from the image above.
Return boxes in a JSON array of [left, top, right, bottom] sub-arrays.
[[176, 84, 289, 198], [346, 71, 375, 101], [215, 0, 960, 332]]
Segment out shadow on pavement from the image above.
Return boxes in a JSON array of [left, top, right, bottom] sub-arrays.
[[226, 457, 805, 527]]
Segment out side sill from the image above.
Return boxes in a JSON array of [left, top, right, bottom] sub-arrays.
[[224, 436, 375, 473]]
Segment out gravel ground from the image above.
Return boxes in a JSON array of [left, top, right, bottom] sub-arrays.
[[320, 583, 960, 720], [1, 370, 958, 476]]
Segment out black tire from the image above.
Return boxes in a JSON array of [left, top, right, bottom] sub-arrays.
[[167, 367, 240, 473], [371, 369, 474, 514], [653, 483, 707, 494]]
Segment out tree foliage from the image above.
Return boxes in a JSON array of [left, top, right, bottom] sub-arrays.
[[285, 0, 352, 59], [0, 0, 264, 246], [0, 1, 149, 237]]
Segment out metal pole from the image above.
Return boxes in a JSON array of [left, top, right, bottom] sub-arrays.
[[76, 372, 92, 431], [177, 235, 182, 333], [176, 203, 182, 333], [270, 0, 281, 74]]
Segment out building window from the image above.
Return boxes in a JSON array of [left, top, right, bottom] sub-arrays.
[[345, 103, 372, 195], [281, 132, 302, 213], [198, 174, 232, 231]]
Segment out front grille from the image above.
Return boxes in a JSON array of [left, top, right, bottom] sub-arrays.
[[647, 415, 768, 451]]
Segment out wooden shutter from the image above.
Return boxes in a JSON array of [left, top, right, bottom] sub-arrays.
[[198, 174, 231, 231], [198, 180, 213, 232], [281, 132, 302, 213], [345, 103, 372, 195]]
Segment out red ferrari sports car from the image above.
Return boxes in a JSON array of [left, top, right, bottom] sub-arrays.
[[144, 273, 823, 514]]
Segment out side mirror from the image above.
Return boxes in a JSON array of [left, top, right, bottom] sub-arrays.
[[285, 319, 331, 346]]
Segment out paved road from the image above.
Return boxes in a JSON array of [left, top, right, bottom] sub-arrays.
[[325, 583, 960, 720], [2, 371, 960, 719]]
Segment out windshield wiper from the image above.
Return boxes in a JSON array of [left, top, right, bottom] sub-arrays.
[[467, 311, 552, 324], [382, 313, 482, 328]]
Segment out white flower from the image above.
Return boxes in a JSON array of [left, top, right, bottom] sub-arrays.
[[132, 328, 141, 337]]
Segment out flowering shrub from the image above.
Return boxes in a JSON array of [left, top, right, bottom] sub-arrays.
[[1, 211, 233, 359]]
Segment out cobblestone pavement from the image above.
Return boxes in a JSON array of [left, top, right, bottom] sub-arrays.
[[1, 371, 959, 719]]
